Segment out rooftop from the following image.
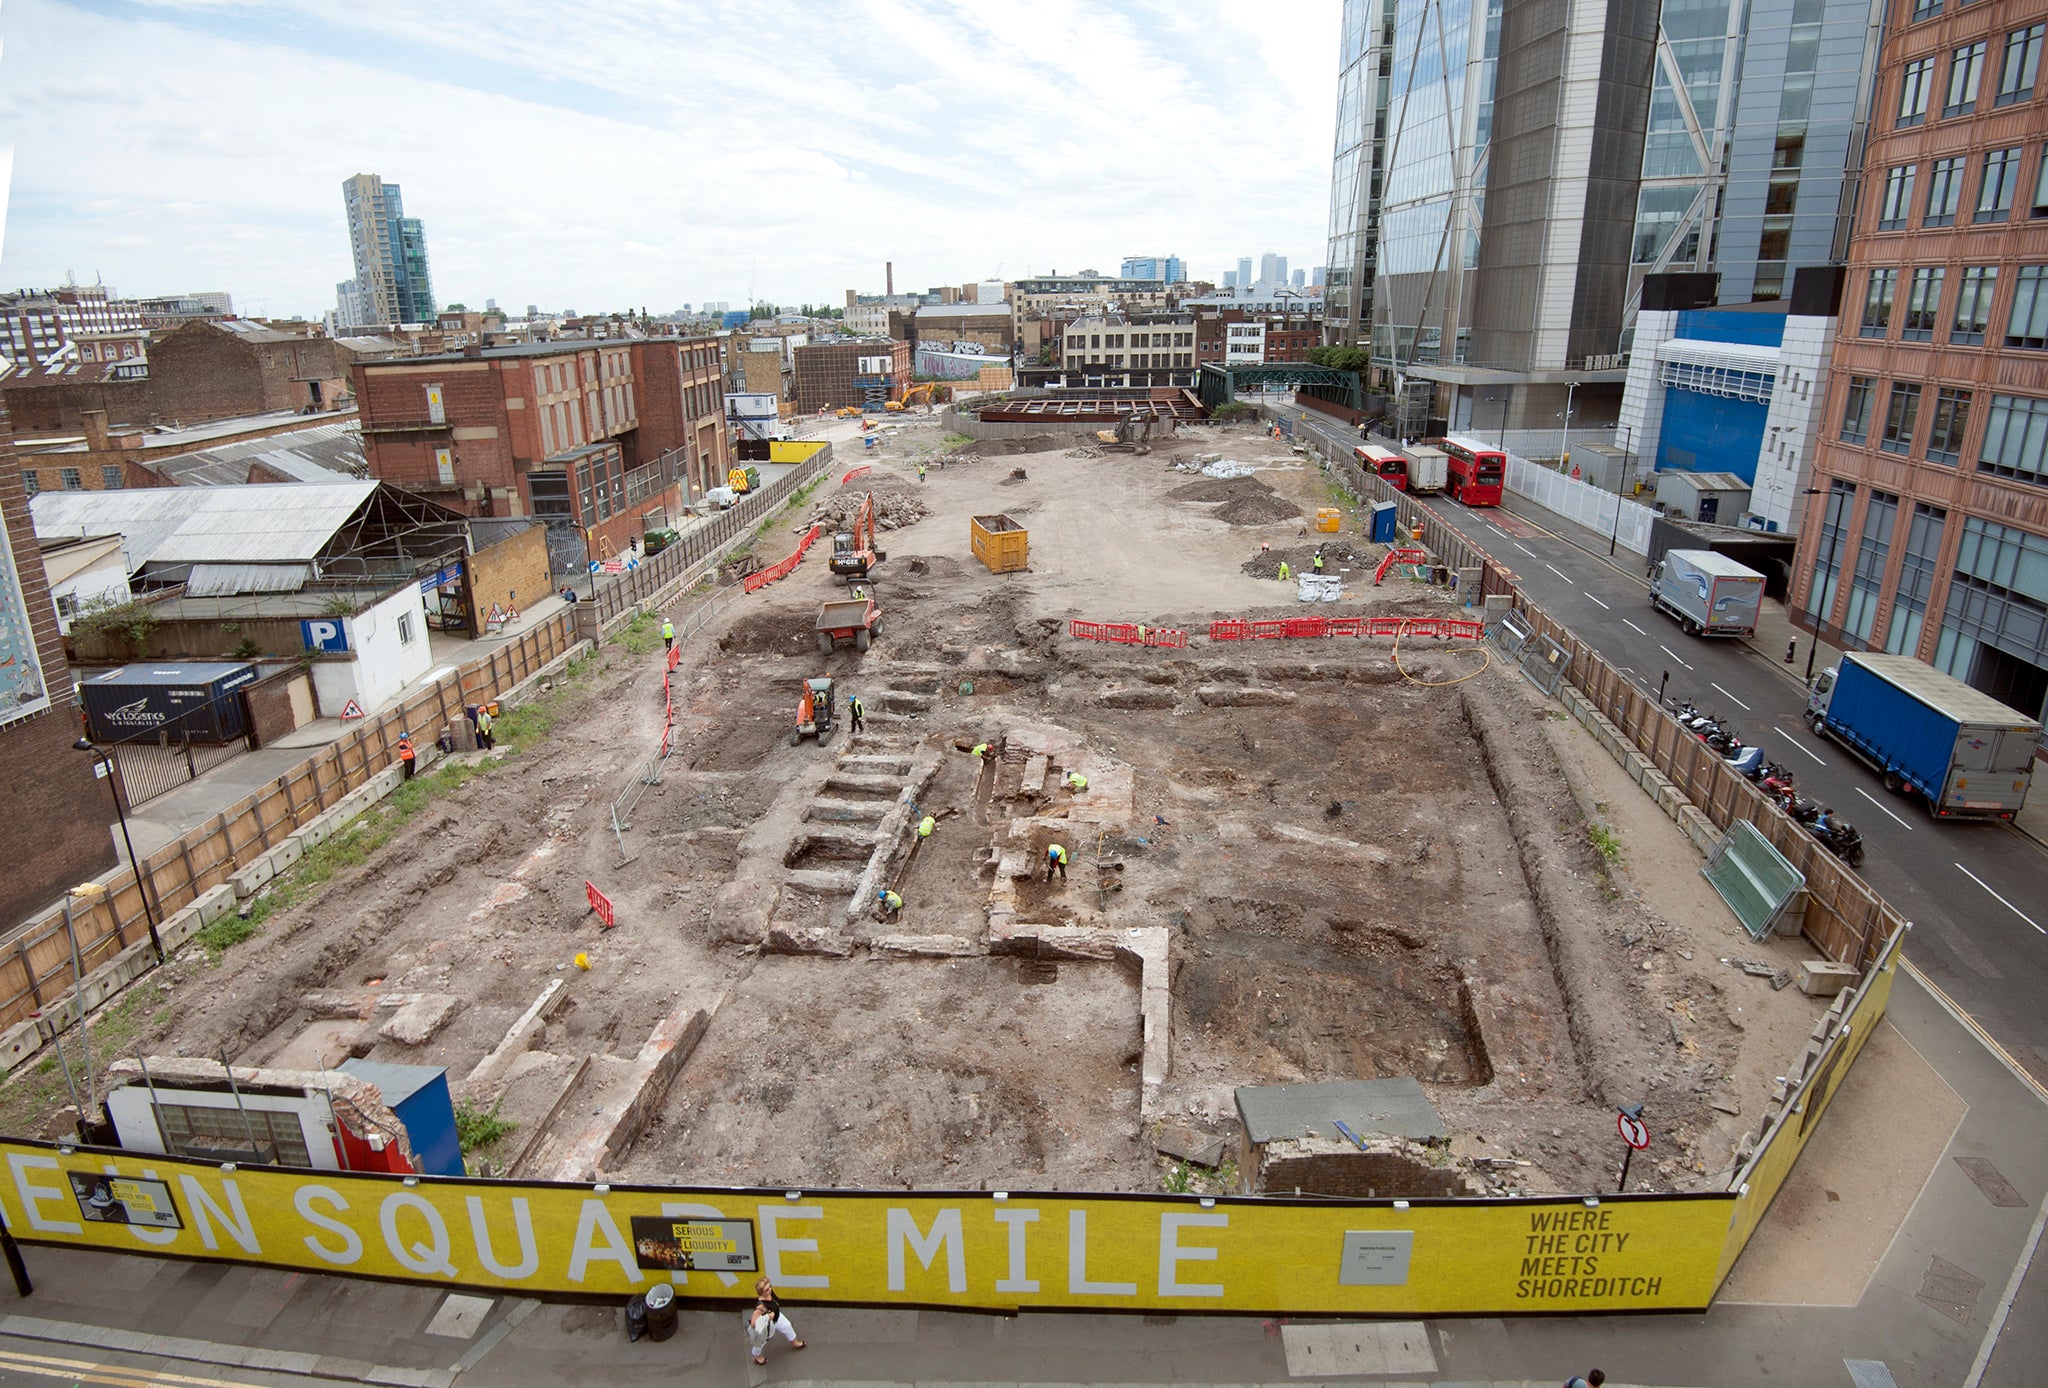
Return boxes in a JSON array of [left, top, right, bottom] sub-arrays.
[[145, 419, 366, 487], [30, 480, 381, 571]]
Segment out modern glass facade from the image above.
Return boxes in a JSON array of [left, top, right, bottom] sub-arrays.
[[1323, 0, 1398, 349], [343, 173, 436, 327]]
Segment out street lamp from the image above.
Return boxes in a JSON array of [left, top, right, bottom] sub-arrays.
[[1609, 425, 1635, 557], [1558, 380, 1581, 469], [1486, 393, 1507, 450], [1799, 487, 1841, 685], [74, 739, 164, 963]]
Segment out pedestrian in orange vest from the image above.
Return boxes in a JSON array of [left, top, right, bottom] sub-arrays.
[[397, 734, 416, 780]]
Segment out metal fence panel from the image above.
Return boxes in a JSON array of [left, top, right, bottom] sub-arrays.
[[1504, 452, 1655, 555]]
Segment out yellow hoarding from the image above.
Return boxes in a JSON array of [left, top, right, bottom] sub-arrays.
[[0, 1141, 1733, 1314]]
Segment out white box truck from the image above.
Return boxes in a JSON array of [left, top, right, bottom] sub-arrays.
[[1405, 445, 1449, 496], [1806, 652, 2039, 820], [1647, 549, 1765, 637]]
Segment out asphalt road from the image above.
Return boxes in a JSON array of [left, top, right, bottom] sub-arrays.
[[1293, 412, 2048, 1086]]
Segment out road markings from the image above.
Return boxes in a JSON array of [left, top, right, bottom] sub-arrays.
[[1855, 787, 1915, 830], [1512, 542, 1536, 557], [1586, 593, 1610, 609], [1660, 644, 1694, 670], [1623, 619, 1649, 635], [1710, 682, 1751, 711], [0, 1348, 270, 1388], [1957, 863, 2046, 935], [1776, 728, 1828, 765], [1545, 563, 1575, 583]]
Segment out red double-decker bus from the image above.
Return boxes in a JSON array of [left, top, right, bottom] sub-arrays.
[[1433, 434, 1506, 507], [1354, 443, 1410, 490]]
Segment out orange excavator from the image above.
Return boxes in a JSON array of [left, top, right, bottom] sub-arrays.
[[828, 492, 886, 584], [792, 676, 836, 745]]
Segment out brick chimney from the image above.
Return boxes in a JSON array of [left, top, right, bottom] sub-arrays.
[[81, 409, 110, 451]]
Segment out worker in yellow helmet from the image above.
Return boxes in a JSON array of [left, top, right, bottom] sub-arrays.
[[1046, 844, 1068, 880]]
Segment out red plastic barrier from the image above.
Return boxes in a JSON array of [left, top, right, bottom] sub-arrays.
[[744, 524, 823, 593], [586, 881, 617, 929], [1373, 546, 1430, 584], [1282, 617, 1328, 638], [841, 465, 873, 483], [1209, 619, 1250, 641], [1069, 620, 1187, 647], [1325, 617, 1363, 636], [1249, 620, 1289, 640], [1445, 619, 1486, 641]]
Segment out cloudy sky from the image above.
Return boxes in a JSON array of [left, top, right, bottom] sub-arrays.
[[0, 0, 1341, 319]]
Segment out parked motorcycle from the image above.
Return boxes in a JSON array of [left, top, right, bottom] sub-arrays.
[[1805, 815, 1866, 868]]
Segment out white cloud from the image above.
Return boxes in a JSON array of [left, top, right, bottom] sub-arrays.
[[0, 0, 1340, 316]]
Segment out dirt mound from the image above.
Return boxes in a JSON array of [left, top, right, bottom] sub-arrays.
[[958, 433, 1074, 456], [1168, 474, 1301, 526], [1240, 540, 1370, 579], [812, 486, 928, 531]]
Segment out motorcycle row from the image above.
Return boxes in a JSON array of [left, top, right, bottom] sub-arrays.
[[1668, 698, 1867, 868]]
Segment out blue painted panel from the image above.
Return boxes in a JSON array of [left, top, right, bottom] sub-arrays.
[[1657, 386, 1767, 486], [1675, 308, 1786, 346]]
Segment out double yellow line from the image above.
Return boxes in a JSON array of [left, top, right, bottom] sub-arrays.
[[0, 1347, 270, 1388]]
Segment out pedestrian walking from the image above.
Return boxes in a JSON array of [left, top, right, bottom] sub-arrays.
[[848, 694, 865, 733], [1047, 843, 1068, 880], [397, 735, 416, 780], [662, 618, 675, 651], [1563, 1373, 1605, 1388], [746, 1276, 805, 1365], [475, 706, 495, 751], [918, 463, 927, 483]]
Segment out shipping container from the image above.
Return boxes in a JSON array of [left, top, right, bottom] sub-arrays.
[[79, 662, 259, 744], [972, 514, 1029, 574], [1806, 652, 2039, 819]]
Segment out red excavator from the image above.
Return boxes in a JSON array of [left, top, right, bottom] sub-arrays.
[[828, 493, 886, 584]]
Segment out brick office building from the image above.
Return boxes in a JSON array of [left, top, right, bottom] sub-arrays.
[[791, 339, 910, 413], [0, 405, 119, 927], [1794, 0, 2048, 719], [354, 337, 728, 568], [149, 320, 392, 423]]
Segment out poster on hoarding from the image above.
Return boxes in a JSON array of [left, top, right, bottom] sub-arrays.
[[0, 505, 52, 728]]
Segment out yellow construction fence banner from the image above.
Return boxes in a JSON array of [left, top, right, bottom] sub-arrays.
[[0, 1142, 1736, 1314]]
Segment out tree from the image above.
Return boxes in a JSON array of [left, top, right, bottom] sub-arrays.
[[444, 302, 468, 314]]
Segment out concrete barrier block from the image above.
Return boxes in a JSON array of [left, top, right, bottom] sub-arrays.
[[193, 885, 237, 927], [231, 856, 277, 900]]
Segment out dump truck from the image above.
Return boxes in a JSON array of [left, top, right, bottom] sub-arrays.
[[1805, 652, 2040, 820], [817, 595, 881, 653], [1647, 548, 1765, 637]]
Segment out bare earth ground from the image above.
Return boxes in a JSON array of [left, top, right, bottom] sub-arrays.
[[11, 417, 1842, 1201]]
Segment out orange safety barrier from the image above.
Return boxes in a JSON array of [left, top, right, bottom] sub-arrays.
[[1067, 620, 1188, 648], [1204, 614, 1488, 645], [586, 880, 617, 929], [1210, 619, 1251, 641], [841, 465, 873, 483], [743, 524, 824, 593], [1373, 546, 1431, 584]]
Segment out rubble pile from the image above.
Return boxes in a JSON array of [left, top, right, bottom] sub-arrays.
[[811, 487, 930, 532]]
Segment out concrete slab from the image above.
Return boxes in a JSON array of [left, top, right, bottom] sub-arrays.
[[1235, 1076, 1449, 1145], [424, 1292, 496, 1339], [1280, 1320, 1437, 1376]]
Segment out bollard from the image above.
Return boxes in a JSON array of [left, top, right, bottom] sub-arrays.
[[1785, 639, 1796, 664]]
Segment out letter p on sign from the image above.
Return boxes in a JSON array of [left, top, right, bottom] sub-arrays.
[[301, 619, 349, 653]]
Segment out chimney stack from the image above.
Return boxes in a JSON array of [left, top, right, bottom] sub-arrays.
[[886, 262, 894, 297], [82, 409, 110, 452]]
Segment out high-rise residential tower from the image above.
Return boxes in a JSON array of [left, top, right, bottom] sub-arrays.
[[342, 173, 436, 326]]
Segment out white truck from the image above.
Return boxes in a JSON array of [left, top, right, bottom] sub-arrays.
[[1405, 445, 1449, 496], [1647, 549, 1764, 638]]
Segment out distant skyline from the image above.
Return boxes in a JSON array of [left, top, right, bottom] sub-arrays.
[[0, 0, 1340, 319]]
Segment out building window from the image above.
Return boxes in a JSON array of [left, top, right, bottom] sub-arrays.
[[1882, 383, 1922, 454], [1998, 24, 2044, 106], [1904, 267, 1946, 341], [1924, 158, 1962, 226], [55, 593, 79, 619], [1980, 394, 2048, 485], [153, 1101, 312, 1167], [1841, 376, 1877, 444], [1954, 265, 1999, 344], [1947, 41, 1986, 115], [1845, 491, 1900, 643], [1938, 516, 2048, 688], [59, 468, 83, 490], [21, 471, 40, 498], [2006, 265, 2048, 348], [397, 612, 415, 645], [1881, 164, 1920, 228], [1809, 481, 1856, 622], [1899, 56, 1935, 125], [1927, 387, 1972, 464], [1912, 0, 1941, 18], [1977, 147, 2023, 222], [1886, 504, 1948, 657], [100, 465, 123, 488], [1862, 268, 1898, 337]]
